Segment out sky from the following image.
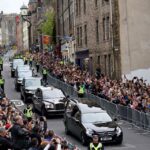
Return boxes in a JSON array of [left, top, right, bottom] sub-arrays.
[[0, 0, 29, 14]]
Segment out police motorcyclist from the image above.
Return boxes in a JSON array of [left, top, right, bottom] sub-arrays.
[[88, 133, 104, 150], [78, 83, 85, 98]]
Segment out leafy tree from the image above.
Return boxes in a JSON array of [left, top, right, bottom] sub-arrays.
[[41, 9, 55, 43]]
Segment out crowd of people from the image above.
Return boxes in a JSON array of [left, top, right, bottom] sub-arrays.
[[0, 96, 81, 150], [32, 51, 150, 113], [0, 53, 80, 150]]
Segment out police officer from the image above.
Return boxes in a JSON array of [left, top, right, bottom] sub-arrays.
[[88, 133, 104, 150], [0, 75, 5, 91], [23, 104, 33, 120], [78, 84, 85, 98], [42, 67, 48, 83], [0, 57, 3, 71]]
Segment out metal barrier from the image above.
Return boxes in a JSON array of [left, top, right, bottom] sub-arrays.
[[34, 62, 150, 131]]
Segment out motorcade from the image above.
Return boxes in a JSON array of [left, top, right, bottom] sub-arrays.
[[32, 86, 66, 116], [20, 77, 42, 103], [14, 70, 32, 91], [64, 98, 123, 145], [15, 65, 30, 77], [11, 59, 24, 77]]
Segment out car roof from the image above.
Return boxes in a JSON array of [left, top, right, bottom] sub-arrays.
[[24, 77, 41, 80], [38, 86, 57, 91], [69, 98, 106, 114]]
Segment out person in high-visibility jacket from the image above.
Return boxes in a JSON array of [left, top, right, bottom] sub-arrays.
[[88, 133, 104, 150], [0, 57, 3, 71], [23, 104, 33, 120], [0, 75, 5, 91], [42, 67, 48, 83], [78, 84, 85, 98]]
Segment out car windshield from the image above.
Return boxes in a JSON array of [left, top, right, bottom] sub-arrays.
[[18, 71, 32, 78], [18, 66, 30, 71], [13, 60, 24, 69], [25, 79, 41, 87], [43, 89, 65, 99], [82, 112, 112, 123]]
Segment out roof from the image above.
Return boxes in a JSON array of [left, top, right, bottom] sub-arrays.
[[24, 77, 41, 80], [69, 98, 105, 114]]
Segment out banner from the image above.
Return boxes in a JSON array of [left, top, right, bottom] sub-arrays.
[[42, 35, 51, 45]]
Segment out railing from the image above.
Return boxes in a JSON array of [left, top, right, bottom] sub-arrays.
[[36, 63, 150, 131]]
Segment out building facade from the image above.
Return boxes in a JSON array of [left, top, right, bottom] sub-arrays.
[[56, 0, 75, 63], [0, 13, 17, 47]]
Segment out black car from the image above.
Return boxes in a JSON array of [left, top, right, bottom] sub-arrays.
[[11, 59, 24, 77], [32, 87, 66, 116], [64, 98, 123, 145], [14, 70, 32, 91], [20, 77, 42, 103]]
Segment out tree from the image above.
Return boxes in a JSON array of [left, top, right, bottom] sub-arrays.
[[41, 9, 55, 43]]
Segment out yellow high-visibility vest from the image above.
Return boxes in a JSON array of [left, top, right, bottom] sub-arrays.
[[90, 143, 103, 150]]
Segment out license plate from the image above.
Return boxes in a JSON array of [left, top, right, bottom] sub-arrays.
[[101, 137, 112, 141]]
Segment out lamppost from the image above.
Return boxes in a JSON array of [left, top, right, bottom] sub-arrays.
[[20, 4, 31, 51]]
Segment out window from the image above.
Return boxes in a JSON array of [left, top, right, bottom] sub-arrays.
[[84, 24, 87, 45], [103, 18, 106, 40], [76, 0, 79, 16], [80, 27, 82, 46], [83, 0, 86, 14], [96, 20, 99, 43], [97, 56, 100, 64], [106, 17, 110, 40], [77, 27, 80, 46], [79, 0, 81, 15], [95, 0, 98, 7]]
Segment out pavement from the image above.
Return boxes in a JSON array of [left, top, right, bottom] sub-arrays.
[[3, 50, 150, 150]]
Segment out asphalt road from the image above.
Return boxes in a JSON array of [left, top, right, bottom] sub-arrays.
[[3, 51, 150, 150]]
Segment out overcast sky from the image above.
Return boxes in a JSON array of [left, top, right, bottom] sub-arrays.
[[0, 0, 29, 14]]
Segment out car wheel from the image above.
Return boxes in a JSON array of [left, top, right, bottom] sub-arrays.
[[81, 132, 87, 145], [65, 123, 70, 135]]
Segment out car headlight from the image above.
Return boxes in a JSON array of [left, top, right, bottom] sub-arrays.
[[86, 128, 93, 136], [44, 102, 54, 109], [116, 127, 122, 136]]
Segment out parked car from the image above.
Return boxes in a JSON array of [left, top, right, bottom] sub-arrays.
[[64, 98, 123, 145], [14, 70, 32, 91], [20, 77, 42, 103], [32, 87, 66, 116], [11, 59, 24, 77], [15, 65, 30, 77]]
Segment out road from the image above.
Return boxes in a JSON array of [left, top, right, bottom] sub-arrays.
[[3, 51, 150, 150]]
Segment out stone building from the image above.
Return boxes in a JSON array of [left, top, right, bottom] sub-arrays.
[[56, 0, 75, 63], [0, 13, 17, 47]]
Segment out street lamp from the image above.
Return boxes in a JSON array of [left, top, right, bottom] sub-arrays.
[[20, 4, 32, 51]]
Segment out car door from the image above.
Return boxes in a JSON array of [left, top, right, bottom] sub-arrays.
[[73, 111, 83, 138], [64, 101, 75, 131], [69, 106, 81, 136]]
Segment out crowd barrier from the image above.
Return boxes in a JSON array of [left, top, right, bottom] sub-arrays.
[[35, 62, 150, 131]]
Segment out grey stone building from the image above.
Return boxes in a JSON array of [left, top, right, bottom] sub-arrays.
[[0, 13, 17, 47]]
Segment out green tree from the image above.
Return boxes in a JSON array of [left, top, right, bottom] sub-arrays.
[[41, 9, 55, 43]]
